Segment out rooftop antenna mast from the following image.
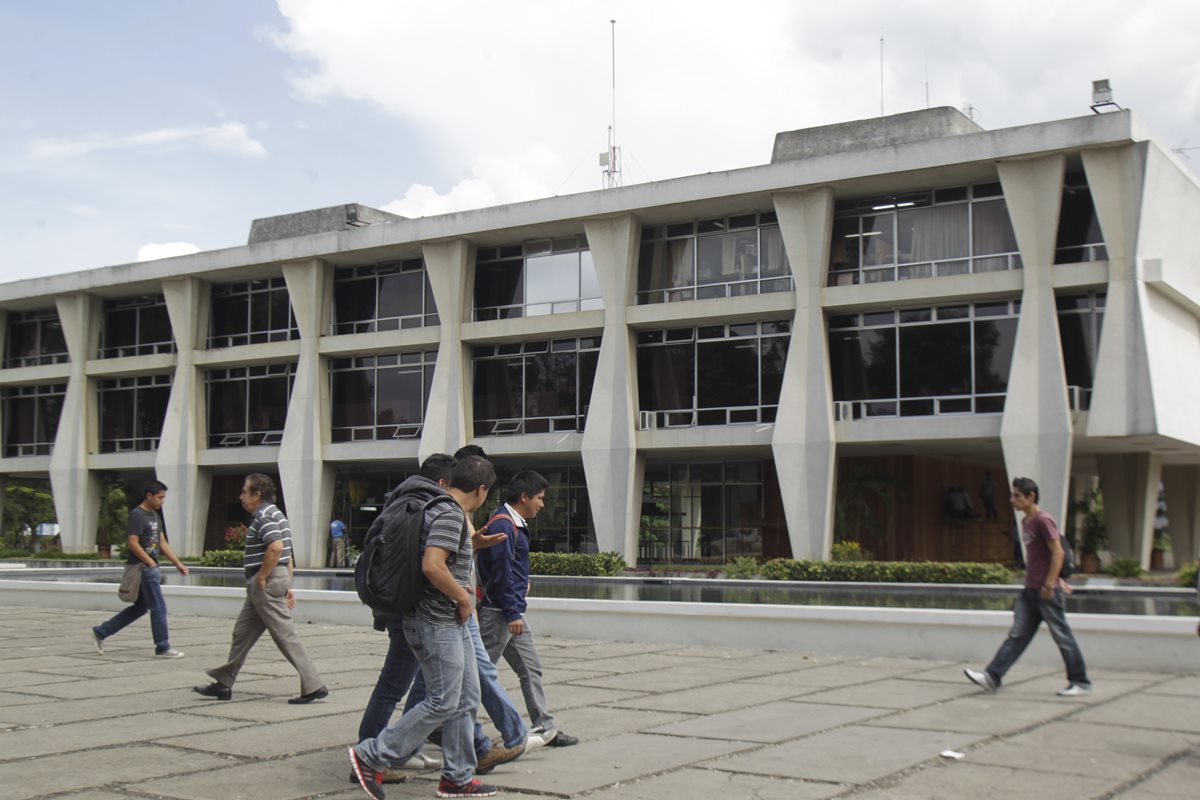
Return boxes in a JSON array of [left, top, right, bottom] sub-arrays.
[[600, 19, 622, 189]]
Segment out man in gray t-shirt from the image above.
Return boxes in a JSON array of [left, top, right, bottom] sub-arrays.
[[351, 455, 500, 800]]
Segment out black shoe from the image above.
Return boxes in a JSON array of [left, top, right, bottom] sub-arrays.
[[193, 682, 232, 701], [548, 730, 578, 747], [288, 686, 329, 704]]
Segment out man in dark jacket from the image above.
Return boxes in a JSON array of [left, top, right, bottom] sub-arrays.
[[476, 470, 577, 748]]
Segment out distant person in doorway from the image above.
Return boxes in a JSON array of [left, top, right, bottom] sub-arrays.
[[329, 517, 347, 568], [91, 481, 188, 658], [194, 473, 327, 704], [981, 472, 998, 521], [965, 477, 1091, 697]]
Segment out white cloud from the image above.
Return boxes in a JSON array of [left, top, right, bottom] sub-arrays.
[[65, 203, 101, 218], [28, 123, 267, 161], [136, 241, 202, 262]]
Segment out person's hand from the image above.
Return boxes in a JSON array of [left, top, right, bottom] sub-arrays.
[[1039, 584, 1054, 600], [508, 618, 525, 635], [286, 589, 296, 610], [455, 594, 473, 625], [177, 564, 190, 576], [471, 525, 507, 550]]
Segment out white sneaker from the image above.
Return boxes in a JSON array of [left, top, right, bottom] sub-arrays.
[[155, 648, 185, 659], [964, 668, 997, 693], [401, 752, 442, 770], [90, 629, 104, 655], [1056, 683, 1092, 697], [525, 726, 557, 750]]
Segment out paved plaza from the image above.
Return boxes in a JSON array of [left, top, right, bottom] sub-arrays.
[[0, 604, 1196, 799]]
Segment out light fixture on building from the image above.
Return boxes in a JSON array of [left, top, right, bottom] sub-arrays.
[[1090, 80, 1122, 114]]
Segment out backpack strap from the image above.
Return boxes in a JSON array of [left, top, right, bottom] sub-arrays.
[[486, 512, 520, 563]]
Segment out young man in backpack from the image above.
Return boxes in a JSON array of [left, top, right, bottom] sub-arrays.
[[965, 476, 1092, 697], [476, 470, 578, 748], [350, 455, 500, 799]]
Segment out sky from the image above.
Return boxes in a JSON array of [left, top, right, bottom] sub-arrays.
[[2, 0, 1199, 283]]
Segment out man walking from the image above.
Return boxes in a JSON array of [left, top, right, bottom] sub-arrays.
[[349, 455, 499, 799], [965, 476, 1092, 696], [194, 473, 327, 704], [91, 480, 188, 658], [476, 470, 578, 748]]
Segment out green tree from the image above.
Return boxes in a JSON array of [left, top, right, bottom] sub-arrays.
[[3, 479, 56, 548], [96, 483, 131, 547]]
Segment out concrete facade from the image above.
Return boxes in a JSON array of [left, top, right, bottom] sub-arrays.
[[2, 108, 1199, 568]]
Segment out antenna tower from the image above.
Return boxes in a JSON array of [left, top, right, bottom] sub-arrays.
[[601, 19, 622, 188]]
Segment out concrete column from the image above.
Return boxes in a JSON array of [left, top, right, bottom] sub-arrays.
[[582, 215, 642, 560], [1161, 465, 1200, 565], [49, 293, 102, 554], [157, 278, 212, 558], [997, 155, 1072, 525], [0, 476, 7, 547], [1083, 145, 1156, 437], [420, 240, 471, 462], [279, 259, 334, 569], [1097, 453, 1161, 566], [772, 188, 836, 560]]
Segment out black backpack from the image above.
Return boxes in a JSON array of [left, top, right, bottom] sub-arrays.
[[1059, 533, 1077, 579], [354, 478, 457, 615]]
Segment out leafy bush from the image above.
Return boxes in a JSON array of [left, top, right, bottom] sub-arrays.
[[1105, 557, 1144, 578], [530, 551, 625, 577], [831, 541, 871, 562], [723, 556, 759, 579], [758, 558, 1012, 584], [1177, 561, 1199, 589], [199, 549, 244, 567], [224, 524, 248, 550]]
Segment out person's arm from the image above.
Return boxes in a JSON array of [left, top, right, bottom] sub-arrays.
[[127, 535, 156, 568], [471, 523, 507, 551], [159, 537, 189, 575], [422, 546, 472, 624], [1042, 537, 1065, 598], [255, 540, 283, 589]]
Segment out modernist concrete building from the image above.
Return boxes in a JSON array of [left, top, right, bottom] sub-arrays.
[[1, 107, 1198, 570]]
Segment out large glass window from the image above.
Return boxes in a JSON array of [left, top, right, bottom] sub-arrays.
[[99, 295, 174, 358], [1055, 174, 1107, 263], [331, 260, 439, 334], [475, 464, 596, 554], [637, 212, 792, 304], [474, 237, 602, 320], [1057, 293, 1105, 409], [471, 337, 600, 436], [828, 301, 1019, 418], [205, 363, 296, 447], [330, 351, 436, 442], [829, 184, 1021, 286], [4, 310, 68, 368], [636, 322, 790, 428], [2, 383, 65, 456], [98, 374, 171, 452], [208, 279, 298, 347], [640, 461, 788, 565]]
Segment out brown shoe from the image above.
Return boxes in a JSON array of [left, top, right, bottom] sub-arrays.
[[475, 739, 525, 774]]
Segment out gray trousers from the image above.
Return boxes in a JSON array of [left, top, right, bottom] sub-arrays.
[[477, 606, 554, 731], [207, 565, 324, 695]]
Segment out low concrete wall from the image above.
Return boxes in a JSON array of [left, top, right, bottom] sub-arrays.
[[1, 579, 1194, 673]]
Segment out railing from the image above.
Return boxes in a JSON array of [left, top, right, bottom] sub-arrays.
[[834, 394, 1007, 420], [1067, 385, 1092, 411], [828, 253, 1023, 287], [99, 437, 161, 453], [636, 275, 793, 305], [2, 353, 69, 369], [329, 315, 427, 335], [1055, 243, 1108, 263], [98, 342, 175, 359]]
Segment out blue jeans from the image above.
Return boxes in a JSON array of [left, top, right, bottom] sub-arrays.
[[985, 588, 1090, 687], [407, 615, 528, 751], [356, 615, 478, 785], [358, 617, 420, 742], [94, 566, 171, 653]]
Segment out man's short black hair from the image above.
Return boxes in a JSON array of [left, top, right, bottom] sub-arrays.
[[143, 480, 168, 499], [453, 444, 488, 461], [1012, 477, 1039, 503], [419, 453, 455, 485], [450, 455, 496, 494], [504, 470, 549, 506]]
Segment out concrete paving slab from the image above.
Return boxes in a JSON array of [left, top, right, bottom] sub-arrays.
[[0, 744, 234, 800], [800, 678, 979, 709], [178, 691, 370, 723], [865, 694, 1078, 734], [609, 678, 822, 714], [906, 661, 1058, 685], [542, 683, 651, 712], [738, 662, 910, 689], [1001, 673, 1153, 698], [534, 704, 690, 740], [968, 740, 1164, 781], [580, 766, 846, 799], [160, 710, 363, 757], [0, 670, 82, 689], [1143, 675, 1200, 697], [551, 652, 724, 675], [130, 749, 350, 800], [538, 641, 678, 662], [0, 689, 228, 727], [647, 701, 891, 743], [17, 666, 211, 699], [1118, 753, 1200, 798], [1073, 693, 1200, 734], [709, 725, 988, 783], [986, 720, 1200, 761], [0, 710, 254, 761], [0, 654, 101, 671], [571, 663, 774, 693], [846, 760, 1120, 799], [0, 691, 47, 707]]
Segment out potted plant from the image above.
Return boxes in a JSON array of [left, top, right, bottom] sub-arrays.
[[1079, 488, 1106, 574]]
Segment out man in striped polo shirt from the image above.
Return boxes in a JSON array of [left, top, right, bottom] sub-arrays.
[[194, 473, 327, 704]]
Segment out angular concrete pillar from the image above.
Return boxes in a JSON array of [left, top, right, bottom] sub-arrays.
[[997, 155, 1072, 525], [1083, 145, 1156, 437], [157, 278, 212, 558], [279, 259, 335, 568], [420, 240, 471, 462], [1097, 452, 1161, 566], [772, 188, 836, 560], [1161, 465, 1200, 565], [582, 215, 642, 559], [49, 293, 102, 554]]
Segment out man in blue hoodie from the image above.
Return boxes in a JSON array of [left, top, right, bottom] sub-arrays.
[[476, 470, 578, 748]]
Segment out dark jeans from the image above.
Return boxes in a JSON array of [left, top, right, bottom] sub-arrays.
[[985, 588, 1089, 687], [359, 617, 421, 742], [94, 565, 171, 653]]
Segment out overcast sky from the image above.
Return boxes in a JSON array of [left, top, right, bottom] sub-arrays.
[[2, 0, 1198, 283]]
